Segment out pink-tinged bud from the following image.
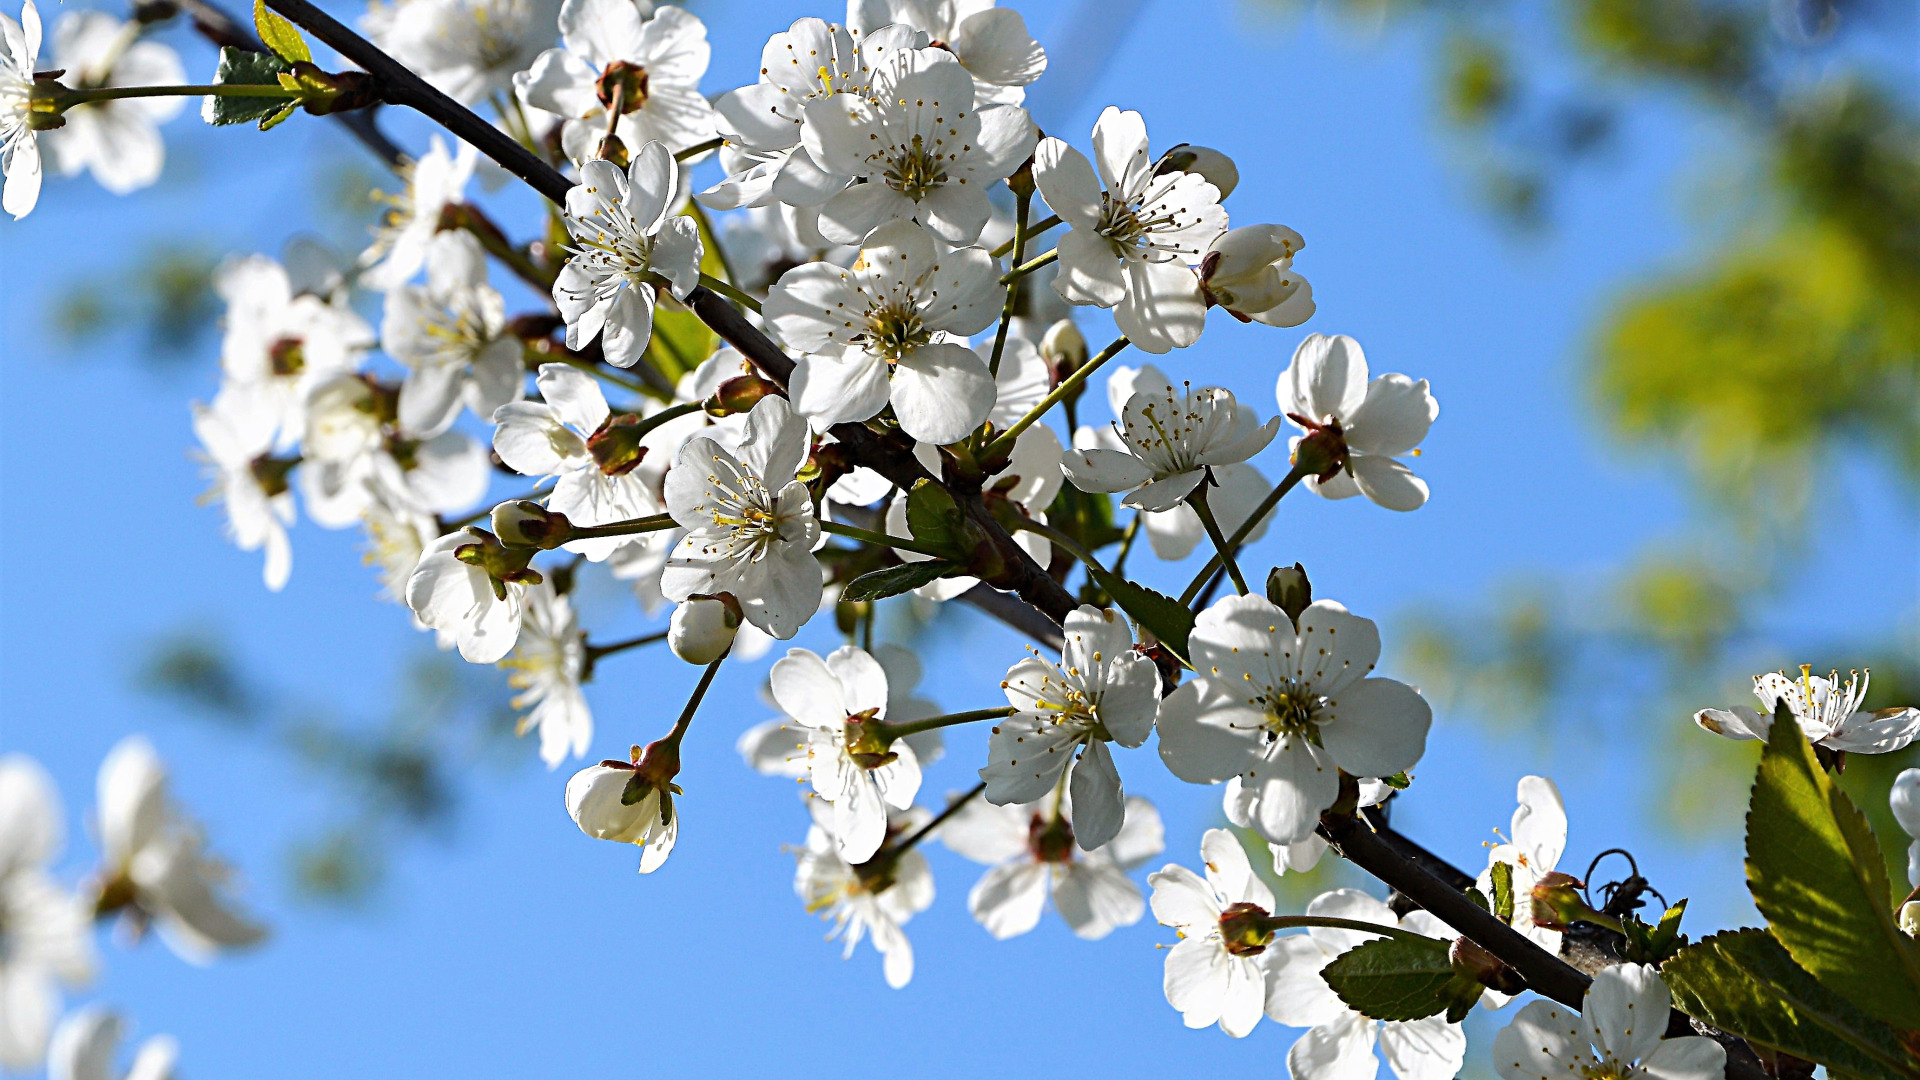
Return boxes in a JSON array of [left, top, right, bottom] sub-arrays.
[[668, 595, 740, 665], [490, 500, 571, 549]]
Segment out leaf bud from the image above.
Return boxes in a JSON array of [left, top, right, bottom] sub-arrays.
[[1266, 563, 1312, 626], [491, 500, 571, 549], [669, 594, 740, 665]]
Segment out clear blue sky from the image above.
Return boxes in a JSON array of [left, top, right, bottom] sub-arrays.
[[2, 0, 1914, 1076]]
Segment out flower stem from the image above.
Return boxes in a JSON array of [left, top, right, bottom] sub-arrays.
[[985, 188, 1032, 380], [875, 706, 1014, 743], [1178, 463, 1310, 606], [697, 272, 762, 313], [566, 512, 678, 540], [673, 136, 724, 162], [526, 347, 651, 398], [1263, 915, 1433, 943], [982, 335, 1131, 460], [440, 490, 548, 531], [59, 82, 298, 106], [661, 653, 726, 749], [998, 246, 1058, 285], [1109, 511, 1144, 578], [892, 781, 987, 856], [817, 518, 953, 560], [990, 215, 1060, 258], [1189, 482, 1249, 596], [583, 629, 668, 663], [1012, 517, 1109, 578]]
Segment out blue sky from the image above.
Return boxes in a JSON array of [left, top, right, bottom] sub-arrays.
[[2, 0, 1915, 1076]]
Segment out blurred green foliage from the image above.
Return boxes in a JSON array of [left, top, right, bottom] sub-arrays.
[[55, 244, 221, 363]]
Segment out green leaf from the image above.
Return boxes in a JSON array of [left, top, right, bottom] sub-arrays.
[[905, 479, 965, 553], [256, 100, 297, 131], [646, 306, 715, 384], [1749, 700, 1920, 1027], [1320, 936, 1483, 1023], [842, 560, 963, 603], [1620, 899, 1690, 964], [253, 0, 311, 63], [204, 47, 294, 127], [1082, 567, 1193, 664], [1490, 860, 1515, 922], [1663, 929, 1918, 1080]]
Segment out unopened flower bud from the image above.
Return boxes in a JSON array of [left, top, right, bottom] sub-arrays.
[[566, 752, 678, 873], [1530, 871, 1615, 932], [491, 500, 571, 549], [1266, 563, 1312, 626], [706, 374, 782, 416], [594, 133, 629, 167], [669, 595, 740, 665], [1038, 319, 1087, 381], [1154, 143, 1239, 198]]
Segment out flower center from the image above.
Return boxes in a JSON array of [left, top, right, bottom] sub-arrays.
[[596, 60, 650, 114], [1258, 678, 1325, 744], [269, 336, 307, 376], [1027, 812, 1076, 864], [701, 458, 786, 562], [860, 303, 929, 361], [1217, 901, 1276, 956], [884, 133, 948, 202]]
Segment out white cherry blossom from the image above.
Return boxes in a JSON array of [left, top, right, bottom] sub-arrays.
[[792, 800, 933, 988], [980, 605, 1161, 850], [364, 0, 560, 106], [1280, 333, 1439, 512], [95, 737, 269, 964], [295, 373, 490, 530], [1199, 224, 1315, 327], [382, 230, 524, 436], [553, 143, 703, 368], [566, 757, 677, 873], [43, 10, 185, 196], [359, 472, 440, 621], [846, 0, 1047, 105], [771, 645, 921, 863], [1476, 775, 1568, 957], [1032, 108, 1227, 353], [661, 394, 825, 639], [1146, 828, 1278, 1038], [1062, 374, 1277, 512], [514, 0, 718, 163], [1893, 769, 1920, 887], [768, 219, 1002, 444], [502, 581, 591, 768], [213, 253, 374, 447], [1265, 889, 1469, 1080], [1492, 964, 1725, 1080], [1, 1, 42, 219], [740, 644, 942, 773], [1158, 595, 1433, 845], [192, 381, 297, 592], [1694, 665, 1920, 755], [0, 756, 95, 1073], [47, 1007, 177, 1080], [406, 527, 531, 663], [493, 364, 665, 561], [942, 793, 1162, 940], [800, 48, 1035, 244], [361, 135, 477, 291]]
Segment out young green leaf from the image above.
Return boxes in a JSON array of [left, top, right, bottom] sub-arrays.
[[1082, 567, 1193, 664], [203, 47, 294, 127], [1489, 860, 1515, 922], [253, 0, 312, 64], [1748, 701, 1920, 1027], [904, 480, 964, 554], [1320, 936, 1483, 1023], [841, 560, 963, 603], [1663, 929, 1917, 1080]]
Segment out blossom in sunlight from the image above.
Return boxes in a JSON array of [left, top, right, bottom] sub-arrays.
[[95, 737, 269, 964], [1, 1, 42, 218], [1265, 889, 1470, 1080], [846, 0, 1047, 105], [980, 605, 1161, 850], [942, 793, 1162, 940], [1061, 375, 1277, 512], [552, 144, 703, 368], [1032, 108, 1227, 353], [47, 1007, 177, 1080], [1492, 964, 1725, 1080], [514, 0, 718, 163], [566, 753, 678, 874], [668, 595, 738, 665], [792, 800, 933, 989], [700, 17, 918, 211], [767, 219, 1002, 444], [771, 645, 921, 863], [1146, 829, 1278, 1038], [42, 10, 185, 196], [359, 473, 440, 614], [361, 135, 477, 290], [295, 372, 490, 530], [407, 527, 533, 663], [213, 253, 374, 447], [1279, 333, 1439, 512], [382, 230, 525, 435], [502, 581, 592, 768], [740, 644, 942, 773], [1198, 224, 1314, 327], [661, 394, 825, 639], [493, 363, 666, 562], [191, 381, 296, 592], [0, 756, 96, 1073], [799, 47, 1035, 244], [1475, 774, 1568, 957], [1893, 769, 1920, 888], [1694, 665, 1920, 755], [1158, 594, 1433, 845], [364, 0, 560, 106]]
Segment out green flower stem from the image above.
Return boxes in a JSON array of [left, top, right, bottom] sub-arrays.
[[1109, 511, 1144, 578], [660, 653, 726, 749], [985, 188, 1033, 380], [1178, 463, 1310, 606], [875, 705, 1014, 742], [566, 512, 678, 540], [1264, 915, 1432, 943], [998, 246, 1058, 285], [982, 335, 1131, 460], [440, 490, 547, 531], [525, 347, 651, 398], [892, 781, 987, 856], [673, 136, 724, 162], [990, 215, 1060, 258], [584, 629, 669, 662], [817, 518, 953, 560], [1013, 517, 1110, 578], [59, 82, 299, 107], [697, 272, 762, 314], [1189, 482, 1250, 596]]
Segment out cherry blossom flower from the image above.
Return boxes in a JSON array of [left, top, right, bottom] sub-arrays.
[[407, 527, 532, 663], [381, 230, 524, 435], [942, 793, 1162, 940], [0, 756, 95, 1072], [94, 737, 268, 964], [1, 1, 42, 219], [792, 799, 933, 988], [42, 10, 184, 196], [213, 253, 374, 447], [1265, 780, 1391, 875], [770, 645, 922, 863], [1475, 775, 1568, 956], [359, 473, 441, 624], [1061, 375, 1277, 512], [552, 143, 704, 368], [494, 364, 666, 561], [1694, 665, 1920, 755], [47, 1007, 177, 1080], [799, 49, 1035, 244], [566, 755, 677, 873], [767, 219, 1002, 444], [514, 0, 718, 163], [295, 373, 490, 530], [1893, 769, 1919, 887], [364, 0, 560, 106], [192, 382, 297, 591], [501, 581, 591, 768], [846, 0, 1047, 105], [1032, 108, 1227, 353], [701, 17, 918, 211], [1146, 828, 1279, 1038], [1158, 595, 1433, 845], [662, 394, 825, 639], [360, 135, 477, 291], [1492, 964, 1725, 1080], [1265, 889, 1469, 1080], [1279, 333, 1439, 512], [740, 644, 942, 773], [1198, 224, 1314, 327], [980, 605, 1161, 850]]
